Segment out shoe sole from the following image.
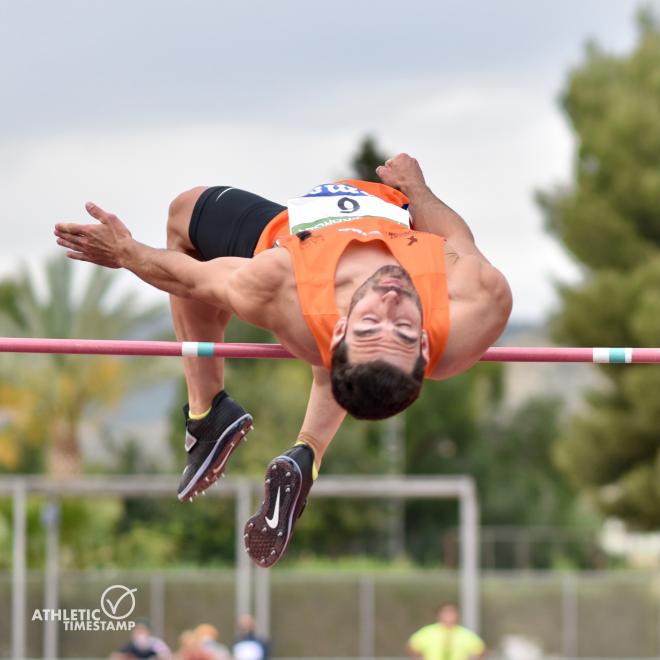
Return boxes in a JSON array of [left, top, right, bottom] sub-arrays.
[[243, 455, 302, 568], [177, 413, 253, 502]]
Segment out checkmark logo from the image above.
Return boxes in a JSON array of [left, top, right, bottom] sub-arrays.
[[100, 585, 138, 620], [265, 488, 281, 529]]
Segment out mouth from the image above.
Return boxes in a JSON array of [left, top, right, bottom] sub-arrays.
[[377, 279, 413, 296]]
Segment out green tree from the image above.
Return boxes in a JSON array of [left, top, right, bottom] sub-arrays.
[[350, 135, 385, 180], [0, 255, 166, 477], [537, 10, 660, 527]]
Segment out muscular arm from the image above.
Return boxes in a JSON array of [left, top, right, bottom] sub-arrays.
[[376, 153, 487, 259], [431, 256, 512, 380], [377, 154, 512, 377], [122, 242, 247, 306], [55, 201, 250, 309]]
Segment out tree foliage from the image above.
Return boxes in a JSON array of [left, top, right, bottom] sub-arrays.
[[538, 12, 660, 527], [0, 256, 166, 476]]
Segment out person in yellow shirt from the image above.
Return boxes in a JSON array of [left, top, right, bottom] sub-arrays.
[[407, 603, 486, 660]]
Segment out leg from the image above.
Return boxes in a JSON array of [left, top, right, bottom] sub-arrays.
[[167, 188, 253, 500], [167, 188, 231, 413]]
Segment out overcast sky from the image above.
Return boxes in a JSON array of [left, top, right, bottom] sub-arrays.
[[2, 0, 658, 323]]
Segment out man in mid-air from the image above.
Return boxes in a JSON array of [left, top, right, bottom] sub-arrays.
[[55, 153, 511, 566]]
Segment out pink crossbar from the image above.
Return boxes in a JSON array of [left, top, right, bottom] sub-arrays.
[[1, 338, 660, 363]]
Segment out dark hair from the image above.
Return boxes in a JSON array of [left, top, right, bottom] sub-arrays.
[[330, 339, 426, 420]]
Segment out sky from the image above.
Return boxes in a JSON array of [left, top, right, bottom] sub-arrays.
[[1, 0, 658, 322]]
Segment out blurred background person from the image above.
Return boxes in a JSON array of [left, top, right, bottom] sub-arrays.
[[111, 621, 171, 659], [194, 623, 231, 660], [407, 603, 486, 660], [233, 613, 269, 660]]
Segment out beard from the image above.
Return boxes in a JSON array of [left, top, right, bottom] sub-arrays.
[[347, 265, 422, 316]]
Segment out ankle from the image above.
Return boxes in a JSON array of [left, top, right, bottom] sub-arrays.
[[188, 389, 227, 417]]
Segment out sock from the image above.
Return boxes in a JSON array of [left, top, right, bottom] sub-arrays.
[[186, 389, 228, 420], [188, 406, 211, 420]]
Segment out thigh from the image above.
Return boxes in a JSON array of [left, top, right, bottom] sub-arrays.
[[189, 186, 285, 261]]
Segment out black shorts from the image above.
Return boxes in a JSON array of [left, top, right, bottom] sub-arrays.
[[188, 186, 286, 260]]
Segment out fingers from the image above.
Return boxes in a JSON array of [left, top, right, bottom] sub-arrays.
[[55, 235, 85, 251], [85, 201, 118, 225], [54, 222, 88, 235], [65, 250, 90, 262]]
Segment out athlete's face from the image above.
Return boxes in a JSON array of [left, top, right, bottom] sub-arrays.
[[331, 265, 429, 371]]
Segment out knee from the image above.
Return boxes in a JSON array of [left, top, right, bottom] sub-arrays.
[[166, 186, 206, 251]]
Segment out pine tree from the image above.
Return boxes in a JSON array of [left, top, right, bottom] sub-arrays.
[[537, 10, 660, 527]]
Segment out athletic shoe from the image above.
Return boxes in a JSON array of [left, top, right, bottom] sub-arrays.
[[177, 391, 253, 502], [243, 445, 314, 567]]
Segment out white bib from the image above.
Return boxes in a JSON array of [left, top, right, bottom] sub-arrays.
[[287, 183, 410, 235]]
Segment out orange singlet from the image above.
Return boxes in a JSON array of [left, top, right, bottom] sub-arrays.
[[254, 180, 450, 376]]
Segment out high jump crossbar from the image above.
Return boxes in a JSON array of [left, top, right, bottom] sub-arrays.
[[1, 337, 660, 363]]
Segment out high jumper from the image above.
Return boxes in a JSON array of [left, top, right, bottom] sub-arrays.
[[54, 153, 512, 566]]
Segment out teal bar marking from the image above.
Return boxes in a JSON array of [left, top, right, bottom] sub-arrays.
[[198, 342, 215, 357], [609, 348, 627, 363]]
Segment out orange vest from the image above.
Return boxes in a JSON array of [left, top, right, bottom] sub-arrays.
[[254, 181, 450, 376]]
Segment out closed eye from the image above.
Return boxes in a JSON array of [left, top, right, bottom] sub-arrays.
[[353, 328, 379, 338], [395, 330, 418, 345]]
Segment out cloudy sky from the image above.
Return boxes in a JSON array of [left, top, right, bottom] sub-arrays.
[[2, 0, 658, 322]]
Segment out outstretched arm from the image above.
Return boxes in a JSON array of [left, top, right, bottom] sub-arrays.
[[55, 202, 246, 308], [377, 153, 487, 259]]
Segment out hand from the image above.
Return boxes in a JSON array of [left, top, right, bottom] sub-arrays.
[[376, 153, 426, 194], [54, 202, 133, 269]]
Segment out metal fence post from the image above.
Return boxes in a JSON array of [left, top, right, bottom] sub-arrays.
[[149, 573, 166, 640], [236, 479, 252, 620], [254, 562, 270, 640], [562, 571, 578, 658], [359, 575, 376, 658], [42, 498, 60, 660], [12, 479, 27, 660], [459, 479, 480, 633]]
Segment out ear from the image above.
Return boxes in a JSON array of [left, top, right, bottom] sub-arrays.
[[420, 329, 430, 362], [330, 317, 348, 350]]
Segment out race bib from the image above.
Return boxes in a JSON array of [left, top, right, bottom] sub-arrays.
[[287, 183, 410, 235]]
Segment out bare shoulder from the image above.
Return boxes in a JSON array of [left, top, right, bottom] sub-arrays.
[[432, 257, 512, 380]]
